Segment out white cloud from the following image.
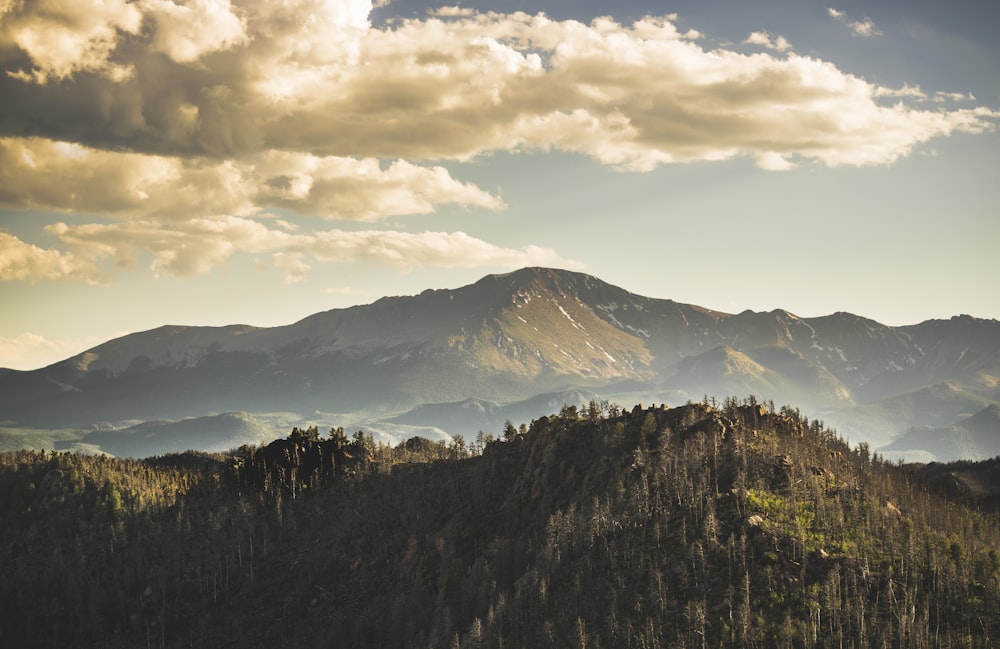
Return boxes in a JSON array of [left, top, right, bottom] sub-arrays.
[[0, 232, 106, 284], [754, 152, 796, 171], [0, 138, 503, 221], [745, 31, 791, 52], [0, 0, 142, 82], [2, 4, 992, 172], [0, 0, 372, 82], [848, 18, 880, 37], [271, 251, 313, 283], [874, 85, 927, 99], [45, 216, 284, 277], [1, 2, 997, 285], [305, 229, 580, 270], [252, 155, 505, 220], [39, 216, 579, 280], [0, 138, 244, 218], [826, 8, 880, 37], [433, 6, 476, 18], [142, 0, 249, 63], [934, 91, 975, 103], [875, 87, 977, 104]]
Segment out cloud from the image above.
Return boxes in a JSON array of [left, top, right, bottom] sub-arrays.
[[305, 229, 581, 270], [874, 86, 977, 104], [432, 6, 476, 18], [252, 155, 505, 220], [271, 251, 313, 283], [142, 0, 250, 63], [0, 0, 371, 77], [754, 152, 796, 171], [340, 12, 990, 170], [0, 138, 503, 221], [46, 216, 284, 277], [1, 2, 997, 284], [0, 0, 143, 83], [0, 232, 106, 284], [2, 5, 991, 171], [874, 85, 927, 100], [744, 31, 792, 52], [0, 138, 237, 217], [826, 8, 881, 37], [847, 18, 880, 37], [39, 216, 579, 280], [934, 91, 975, 103]]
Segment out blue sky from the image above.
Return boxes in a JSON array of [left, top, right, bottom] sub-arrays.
[[1, 0, 998, 370]]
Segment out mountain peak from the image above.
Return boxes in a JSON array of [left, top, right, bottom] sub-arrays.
[[475, 266, 602, 299]]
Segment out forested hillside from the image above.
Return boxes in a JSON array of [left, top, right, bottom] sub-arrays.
[[2, 399, 999, 648]]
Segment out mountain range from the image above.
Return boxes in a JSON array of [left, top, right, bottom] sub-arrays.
[[2, 266, 999, 459]]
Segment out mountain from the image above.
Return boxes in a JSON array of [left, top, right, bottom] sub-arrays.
[[0, 269, 660, 426], [827, 381, 996, 449], [2, 267, 999, 457], [73, 412, 278, 459], [3, 400, 1000, 647], [880, 403, 1000, 462], [387, 388, 605, 437]]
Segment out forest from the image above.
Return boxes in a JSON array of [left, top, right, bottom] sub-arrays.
[[2, 397, 1000, 648]]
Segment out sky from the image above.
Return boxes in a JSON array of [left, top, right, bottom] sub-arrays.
[[1, 0, 998, 371]]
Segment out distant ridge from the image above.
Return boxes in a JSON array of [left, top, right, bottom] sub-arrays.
[[881, 403, 1000, 462], [1, 267, 998, 458]]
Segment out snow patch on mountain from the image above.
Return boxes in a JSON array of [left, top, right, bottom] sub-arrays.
[[555, 302, 584, 330]]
